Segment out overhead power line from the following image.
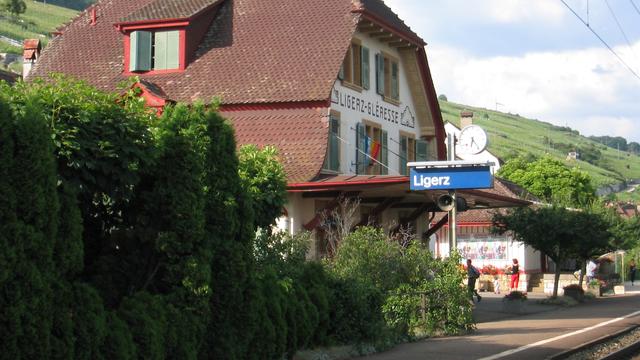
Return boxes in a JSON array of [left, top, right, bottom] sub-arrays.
[[630, 0, 640, 17], [560, 0, 640, 81], [604, 0, 640, 69]]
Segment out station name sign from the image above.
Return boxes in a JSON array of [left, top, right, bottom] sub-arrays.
[[410, 166, 493, 190], [331, 85, 416, 129]]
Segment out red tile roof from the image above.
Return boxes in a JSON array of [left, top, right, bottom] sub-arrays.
[[30, 0, 441, 183], [221, 107, 329, 183], [31, 0, 359, 105], [119, 0, 222, 23], [431, 178, 533, 224]]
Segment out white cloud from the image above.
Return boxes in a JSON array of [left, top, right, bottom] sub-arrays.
[[384, 0, 566, 28], [427, 41, 640, 141], [484, 0, 565, 24]]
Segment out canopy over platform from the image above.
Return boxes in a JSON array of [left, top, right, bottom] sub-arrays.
[[289, 175, 531, 231]]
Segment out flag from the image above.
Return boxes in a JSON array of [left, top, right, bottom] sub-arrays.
[[370, 140, 381, 161]]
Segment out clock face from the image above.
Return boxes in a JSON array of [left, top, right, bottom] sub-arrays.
[[457, 125, 488, 155]]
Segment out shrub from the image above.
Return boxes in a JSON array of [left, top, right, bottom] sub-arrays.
[[504, 291, 527, 301], [327, 276, 386, 345], [330, 227, 405, 292]]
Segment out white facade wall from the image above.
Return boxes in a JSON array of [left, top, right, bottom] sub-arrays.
[[328, 32, 426, 176], [275, 31, 436, 251]]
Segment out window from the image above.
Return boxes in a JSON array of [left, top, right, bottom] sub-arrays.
[[399, 134, 429, 175], [356, 122, 388, 175], [324, 113, 341, 172], [376, 53, 400, 102], [399, 133, 416, 175], [130, 30, 180, 72], [338, 41, 370, 90]]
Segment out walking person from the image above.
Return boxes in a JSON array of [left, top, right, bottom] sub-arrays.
[[510, 258, 520, 292], [586, 259, 598, 283], [467, 259, 482, 302], [630, 259, 637, 286]]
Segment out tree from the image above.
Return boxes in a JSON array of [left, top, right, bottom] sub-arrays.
[[566, 204, 614, 286], [493, 206, 580, 297], [438, 94, 448, 101], [238, 144, 287, 231], [3, 0, 26, 16], [497, 156, 595, 206], [0, 95, 59, 358]]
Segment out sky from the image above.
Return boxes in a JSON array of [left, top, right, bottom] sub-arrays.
[[384, 0, 640, 143]]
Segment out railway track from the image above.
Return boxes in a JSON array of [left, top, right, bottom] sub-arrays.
[[550, 325, 640, 360]]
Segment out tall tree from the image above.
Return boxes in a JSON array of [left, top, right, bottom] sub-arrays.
[[0, 96, 58, 358], [497, 156, 595, 206]]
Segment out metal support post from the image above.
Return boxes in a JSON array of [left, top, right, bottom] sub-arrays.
[[447, 133, 457, 255]]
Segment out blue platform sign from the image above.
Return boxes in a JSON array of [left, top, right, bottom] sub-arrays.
[[410, 166, 493, 190]]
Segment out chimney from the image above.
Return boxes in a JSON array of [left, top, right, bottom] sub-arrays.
[[90, 8, 97, 26], [460, 110, 474, 129], [22, 39, 41, 79]]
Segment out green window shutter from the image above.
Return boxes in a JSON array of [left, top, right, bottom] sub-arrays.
[[361, 46, 370, 90], [391, 61, 399, 100], [356, 123, 366, 174], [166, 31, 180, 69], [416, 140, 429, 162], [329, 117, 340, 171], [338, 63, 345, 80], [154, 31, 167, 70], [381, 130, 388, 175], [154, 31, 180, 70], [375, 53, 385, 96], [400, 136, 408, 175], [130, 31, 151, 72]]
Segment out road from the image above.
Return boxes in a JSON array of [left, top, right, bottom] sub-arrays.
[[361, 290, 640, 360]]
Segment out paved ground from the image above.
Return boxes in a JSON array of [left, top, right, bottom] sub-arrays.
[[361, 283, 640, 360]]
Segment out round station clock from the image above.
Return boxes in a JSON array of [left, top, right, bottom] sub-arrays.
[[457, 125, 488, 155]]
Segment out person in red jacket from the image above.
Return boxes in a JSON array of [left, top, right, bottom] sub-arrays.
[[510, 258, 520, 292]]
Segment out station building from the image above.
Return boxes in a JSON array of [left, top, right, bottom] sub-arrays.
[[28, 0, 529, 257]]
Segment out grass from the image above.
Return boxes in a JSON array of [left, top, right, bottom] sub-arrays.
[[439, 100, 640, 189], [0, 2, 78, 42], [0, 42, 21, 54]]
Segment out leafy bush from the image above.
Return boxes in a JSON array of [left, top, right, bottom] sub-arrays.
[[503, 290, 527, 301], [238, 144, 287, 231], [327, 276, 386, 345], [330, 227, 474, 340]]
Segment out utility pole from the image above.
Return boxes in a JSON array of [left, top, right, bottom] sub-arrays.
[[447, 133, 457, 254]]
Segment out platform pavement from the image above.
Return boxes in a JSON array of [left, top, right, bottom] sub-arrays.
[[361, 282, 640, 360]]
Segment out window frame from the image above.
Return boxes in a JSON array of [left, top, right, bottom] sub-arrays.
[[399, 131, 416, 175], [339, 39, 370, 91], [376, 51, 400, 104], [126, 28, 185, 74], [363, 120, 386, 175], [323, 111, 341, 173]]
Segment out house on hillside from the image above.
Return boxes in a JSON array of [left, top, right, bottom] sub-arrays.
[[27, 0, 529, 258]]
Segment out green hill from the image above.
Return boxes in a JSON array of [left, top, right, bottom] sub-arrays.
[[439, 100, 640, 190], [0, 1, 78, 54]]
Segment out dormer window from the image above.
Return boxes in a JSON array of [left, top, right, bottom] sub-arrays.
[[115, 0, 224, 75], [130, 30, 180, 72]]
